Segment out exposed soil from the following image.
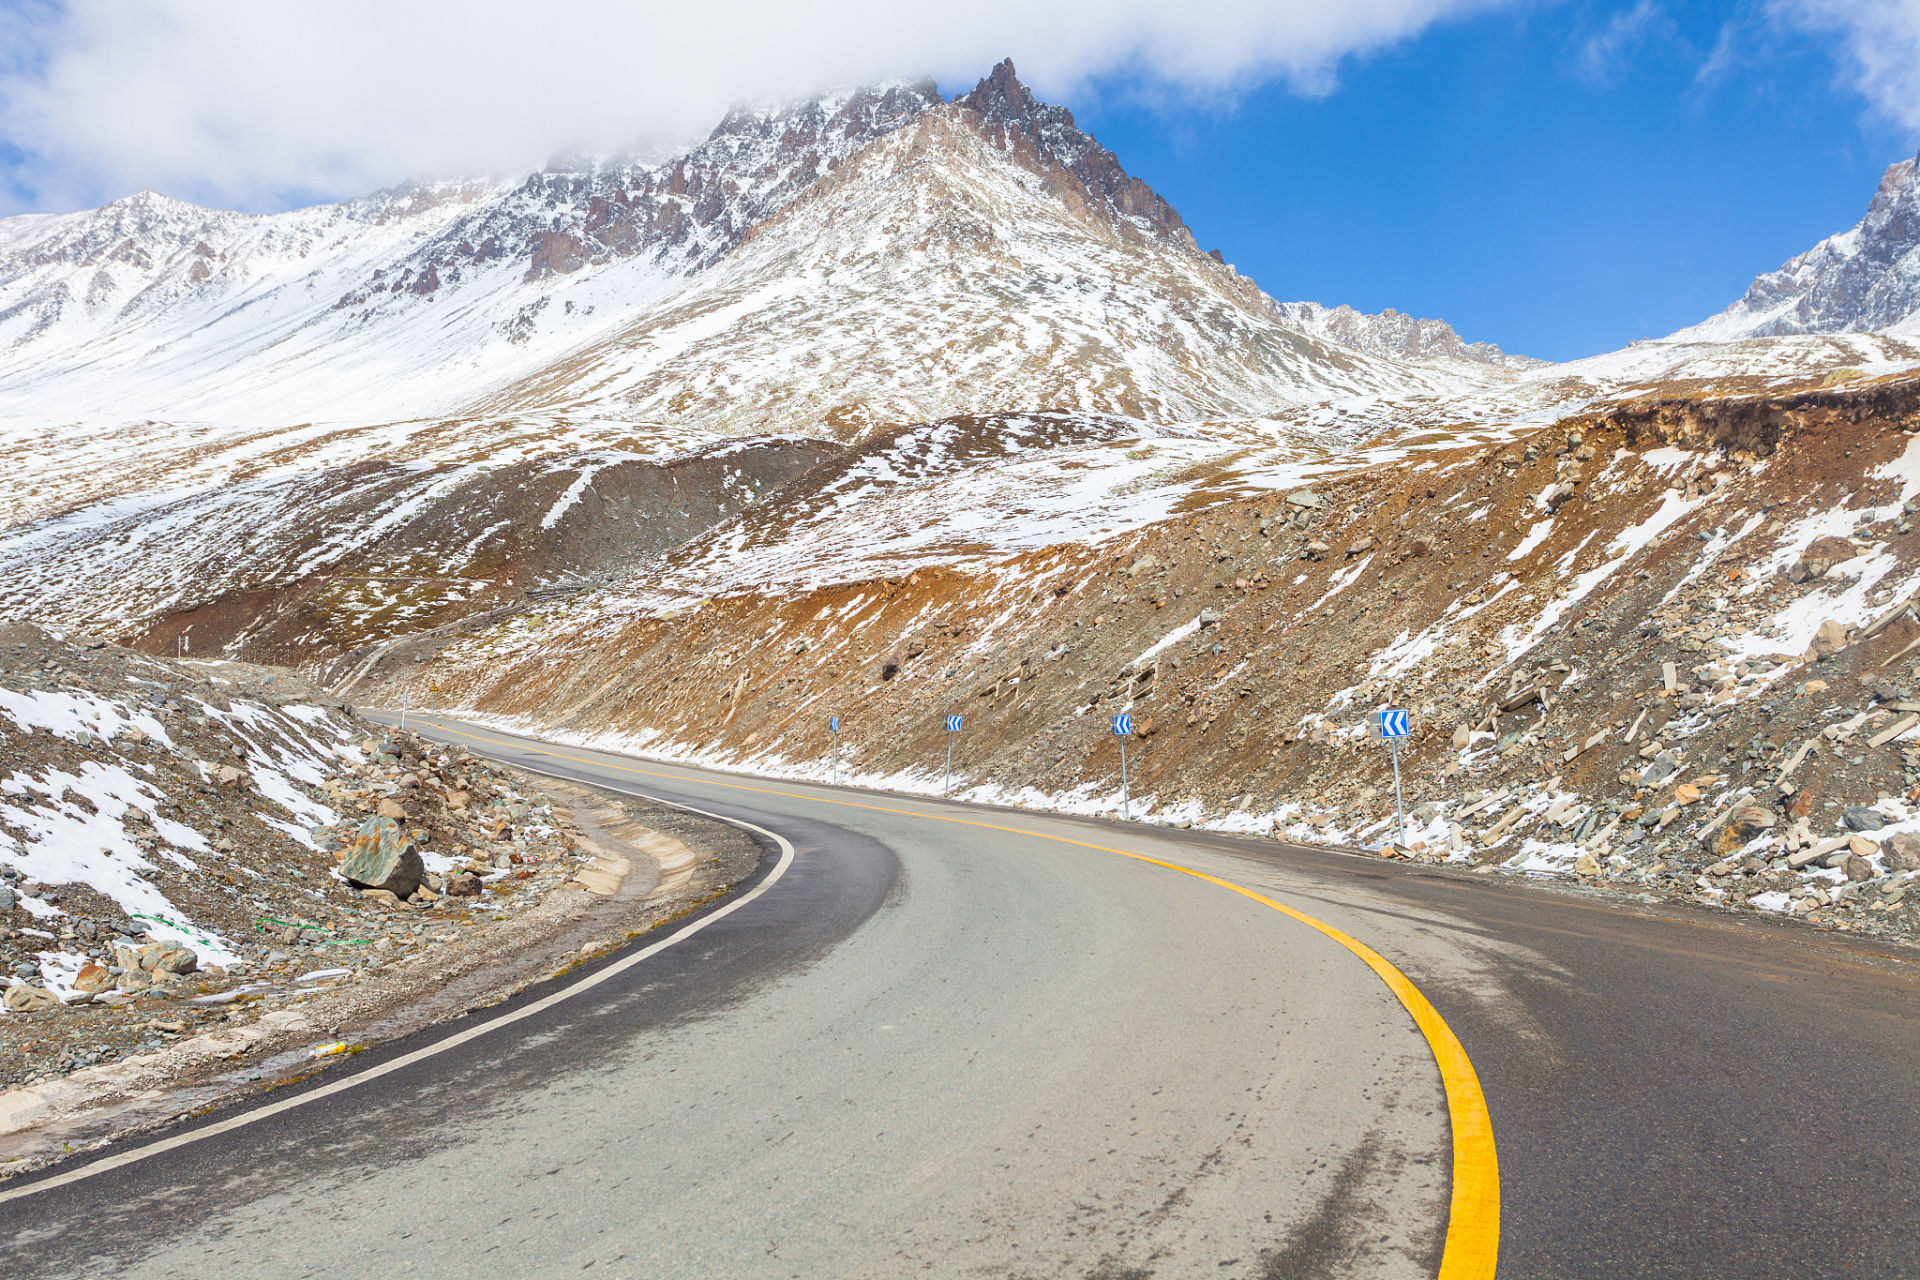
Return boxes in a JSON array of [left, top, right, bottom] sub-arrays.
[[344, 377, 1920, 947]]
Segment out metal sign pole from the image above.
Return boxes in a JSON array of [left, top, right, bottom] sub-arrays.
[[833, 727, 839, 786], [1121, 740, 1129, 821], [1391, 737, 1405, 849], [945, 731, 952, 798], [400, 693, 410, 733]]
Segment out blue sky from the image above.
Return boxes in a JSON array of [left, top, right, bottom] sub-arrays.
[[1068, 3, 1916, 361]]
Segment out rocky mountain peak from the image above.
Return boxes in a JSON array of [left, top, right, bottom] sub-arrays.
[[956, 59, 1187, 242], [1678, 146, 1920, 341]]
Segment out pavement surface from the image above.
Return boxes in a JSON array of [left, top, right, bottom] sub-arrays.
[[0, 714, 1915, 1279]]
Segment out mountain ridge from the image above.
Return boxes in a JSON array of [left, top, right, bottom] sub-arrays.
[[1678, 146, 1920, 342]]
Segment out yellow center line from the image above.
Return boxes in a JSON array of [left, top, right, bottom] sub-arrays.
[[413, 715, 1500, 1279]]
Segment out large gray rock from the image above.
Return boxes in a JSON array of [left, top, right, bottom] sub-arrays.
[[1641, 751, 1679, 785], [3, 983, 57, 1013], [1842, 806, 1886, 832], [340, 815, 424, 899], [1886, 832, 1920, 872]]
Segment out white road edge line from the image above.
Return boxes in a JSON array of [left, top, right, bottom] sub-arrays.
[[0, 793, 797, 1205]]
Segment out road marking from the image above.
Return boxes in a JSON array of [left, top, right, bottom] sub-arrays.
[[403, 715, 1502, 1280], [0, 800, 796, 1206]]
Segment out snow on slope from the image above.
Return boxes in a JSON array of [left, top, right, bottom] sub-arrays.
[[1677, 146, 1920, 342], [0, 81, 947, 426], [460, 104, 1505, 435]]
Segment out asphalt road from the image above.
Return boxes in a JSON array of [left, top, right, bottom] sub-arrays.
[[1, 715, 1915, 1279]]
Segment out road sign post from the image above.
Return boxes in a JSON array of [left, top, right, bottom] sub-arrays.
[[830, 716, 840, 786], [1370, 708, 1411, 848], [943, 715, 962, 797], [1112, 713, 1133, 820], [400, 692, 411, 733]]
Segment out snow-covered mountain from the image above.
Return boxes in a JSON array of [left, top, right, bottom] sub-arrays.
[[0, 61, 1515, 436], [1679, 146, 1920, 341], [1269, 301, 1538, 367]]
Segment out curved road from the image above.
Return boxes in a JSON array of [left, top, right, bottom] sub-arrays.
[[1, 715, 1916, 1279]]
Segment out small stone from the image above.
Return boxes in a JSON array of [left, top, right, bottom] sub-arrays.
[[445, 874, 483, 897], [1842, 854, 1876, 882], [1572, 850, 1602, 877], [376, 798, 409, 820], [1673, 782, 1702, 805], [1847, 834, 1878, 858]]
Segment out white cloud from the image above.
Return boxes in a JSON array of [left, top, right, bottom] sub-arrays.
[[1574, 0, 1671, 83], [0, 0, 1503, 214], [1776, 0, 1920, 130]]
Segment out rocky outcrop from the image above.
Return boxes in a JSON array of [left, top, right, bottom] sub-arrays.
[[956, 60, 1188, 243], [1682, 147, 1920, 340], [1271, 300, 1540, 368]]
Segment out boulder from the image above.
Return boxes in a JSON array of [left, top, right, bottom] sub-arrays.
[[72, 963, 114, 994], [376, 798, 409, 820], [1641, 751, 1679, 785], [140, 941, 198, 975], [1708, 803, 1779, 857], [1789, 537, 1858, 585], [3, 983, 57, 1013], [445, 873, 483, 897], [1886, 832, 1920, 872], [1811, 618, 1851, 656], [1285, 489, 1322, 509], [1842, 853, 1876, 882], [1842, 806, 1886, 831], [340, 815, 424, 899], [1303, 541, 1330, 559]]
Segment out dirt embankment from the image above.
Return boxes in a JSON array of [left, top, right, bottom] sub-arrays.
[[0, 628, 763, 1174], [2, 437, 840, 670], [359, 378, 1920, 944]]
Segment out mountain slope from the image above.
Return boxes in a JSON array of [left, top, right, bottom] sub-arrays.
[[1679, 147, 1920, 341], [0, 81, 946, 425], [0, 63, 1511, 436], [458, 100, 1503, 436]]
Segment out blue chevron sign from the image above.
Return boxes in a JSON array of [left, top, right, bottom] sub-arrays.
[[945, 715, 962, 732], [1372, 708, 1410, 738], [830, 716, 840, 732], [1112, 714, 1132, 735]]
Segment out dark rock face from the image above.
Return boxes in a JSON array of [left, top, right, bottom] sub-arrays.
[[515, 78, 944, 282], [957, 59, 1188, 243], [1700, 147, 1920, 337]]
